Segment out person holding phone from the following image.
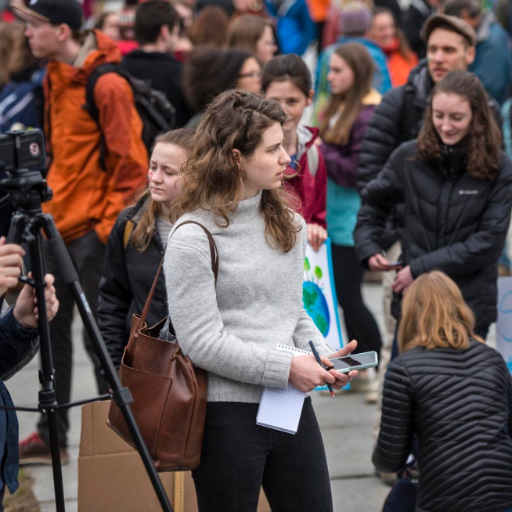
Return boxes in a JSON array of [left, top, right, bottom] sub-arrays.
[[355, 70, 512, 340], [374, 271, 512, 512], [165, 90, 358, 512]]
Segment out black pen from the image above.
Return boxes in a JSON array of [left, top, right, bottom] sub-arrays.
[[309, 340, 335, 398]]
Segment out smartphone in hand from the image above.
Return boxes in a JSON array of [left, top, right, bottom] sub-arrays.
[[329, 351, 378, 373]]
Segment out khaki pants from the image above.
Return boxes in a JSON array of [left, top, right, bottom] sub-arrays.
[[372, 241, 401, 442]]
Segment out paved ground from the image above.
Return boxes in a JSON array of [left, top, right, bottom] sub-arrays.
[[8, 281, 497, 511]]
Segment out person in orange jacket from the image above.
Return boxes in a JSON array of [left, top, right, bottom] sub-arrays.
[[12, 0, 148, 465], [370, 7, 418, 87]]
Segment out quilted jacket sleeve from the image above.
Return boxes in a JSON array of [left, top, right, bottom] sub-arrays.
[[409, 155, 512, 278], [357, 86, 405, 193], [98, 212, 132, 371], [354, 145, 406, 265], [373, 358, 414, 473]]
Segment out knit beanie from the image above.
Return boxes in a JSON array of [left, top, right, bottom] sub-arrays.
[[339, 2, 373, 37]]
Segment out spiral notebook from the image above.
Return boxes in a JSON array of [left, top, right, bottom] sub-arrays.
[[256, 344, 309, 435]]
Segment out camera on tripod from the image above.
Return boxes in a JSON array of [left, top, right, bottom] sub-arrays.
[[0, 130, 51, 215], [0, 129, 46, 172]]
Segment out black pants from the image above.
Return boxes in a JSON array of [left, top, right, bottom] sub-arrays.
[[192, 397, 332, 512], [331, 245, 382, 361], [37, 230, 109, 447]]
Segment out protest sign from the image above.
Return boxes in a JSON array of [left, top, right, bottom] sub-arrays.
[[496, 277, 512, 375]]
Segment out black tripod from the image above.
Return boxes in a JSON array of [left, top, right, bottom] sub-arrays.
[[0, 132, 173, 512]]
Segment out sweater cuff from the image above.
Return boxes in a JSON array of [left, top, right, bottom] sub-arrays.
[[262, 349, 293, 389]]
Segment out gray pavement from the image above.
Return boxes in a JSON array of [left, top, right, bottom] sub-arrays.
[[9, 281, 496, 511]]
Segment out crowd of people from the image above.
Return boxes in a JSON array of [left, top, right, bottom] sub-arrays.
[[0, 0, 512, 510]]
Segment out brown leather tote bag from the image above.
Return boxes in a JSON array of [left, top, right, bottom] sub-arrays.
[[107, 221, 218, 472]]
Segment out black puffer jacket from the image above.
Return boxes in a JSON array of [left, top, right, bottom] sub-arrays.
[[98, 198, 167, 371], [354, 141, 512, 328], [357, 61, 501, 249], [374, 339, 512, 512]]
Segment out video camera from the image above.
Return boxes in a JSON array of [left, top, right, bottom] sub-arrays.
[[0, 130, 46, 172]]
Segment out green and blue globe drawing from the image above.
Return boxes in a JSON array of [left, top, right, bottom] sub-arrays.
[[303, 281, 330, 336]]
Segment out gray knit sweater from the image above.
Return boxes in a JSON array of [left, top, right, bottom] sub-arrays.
[[164, 191, 333, 403]]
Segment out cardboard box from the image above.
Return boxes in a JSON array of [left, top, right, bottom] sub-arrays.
[[78, 401, 271, 512]]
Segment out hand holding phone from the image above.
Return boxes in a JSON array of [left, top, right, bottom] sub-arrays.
[[369, 254, 402, 272]]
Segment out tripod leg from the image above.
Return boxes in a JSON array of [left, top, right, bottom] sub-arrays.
[[28, 229, 66, 512], [43, 219, 174, 512]]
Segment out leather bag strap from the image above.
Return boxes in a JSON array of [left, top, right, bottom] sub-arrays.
[[138, 221, 219, 326]]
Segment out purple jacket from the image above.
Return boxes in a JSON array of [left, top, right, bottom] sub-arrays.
[[320, 105, 376, 189]]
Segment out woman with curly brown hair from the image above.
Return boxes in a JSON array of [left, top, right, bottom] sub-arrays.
[[354, 70, 512, 340], [164, 89, 358, 512]]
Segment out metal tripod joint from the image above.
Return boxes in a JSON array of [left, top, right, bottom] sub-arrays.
[[112, 387, 133, 407]]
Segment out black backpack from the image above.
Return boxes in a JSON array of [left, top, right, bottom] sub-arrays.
[[85, 63, 176, 166]]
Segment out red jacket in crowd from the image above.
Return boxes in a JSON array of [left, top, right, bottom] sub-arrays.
[[286, 125, 327, 229]]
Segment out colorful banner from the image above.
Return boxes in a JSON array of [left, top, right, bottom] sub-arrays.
[[303, 238, 347, 390]]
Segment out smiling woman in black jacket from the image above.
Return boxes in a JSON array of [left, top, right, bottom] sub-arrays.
[[98, 128, 195, 371], [374, 271, 512, 512], [355, 71, 512, 337]]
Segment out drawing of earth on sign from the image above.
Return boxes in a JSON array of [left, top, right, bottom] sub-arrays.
[[303, 257, 330, 336]]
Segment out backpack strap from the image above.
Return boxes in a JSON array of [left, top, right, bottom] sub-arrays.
[[84, 63, 119, 171], [123, 219, 135, 250], [85, 63, 119, 125], [306, 145, 319, 177], [398, 82, 417, 144]]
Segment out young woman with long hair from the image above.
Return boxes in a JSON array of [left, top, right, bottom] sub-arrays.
[[262, 53, 327, 250], [356, 70, 512, 340], [164, 90, 358, 512], [374, 271, 512, 512], [319, 42, 383, 375], [98, 128, 195, 371]]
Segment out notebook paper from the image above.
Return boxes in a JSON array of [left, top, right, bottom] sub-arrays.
[[256, 345, 309, 435]]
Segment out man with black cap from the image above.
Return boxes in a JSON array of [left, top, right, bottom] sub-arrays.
[[354, 13, 501, 465], [12, 0, 148, 465]]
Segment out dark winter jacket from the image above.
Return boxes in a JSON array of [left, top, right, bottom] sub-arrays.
[[354, 141, 512, 329], [374, 339, 512, 512], [98, 199, 168, 371], [357, 60, 501, 248], [321, 104, 377, 189], [122, 49, 193, 128], [0, 306, 39, 495]]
